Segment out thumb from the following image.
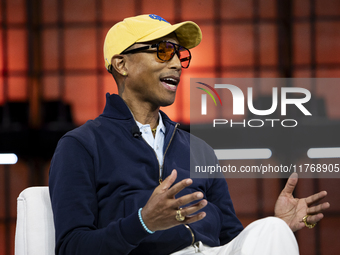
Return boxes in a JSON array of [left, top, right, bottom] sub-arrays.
[[282, 172, 298, 196]]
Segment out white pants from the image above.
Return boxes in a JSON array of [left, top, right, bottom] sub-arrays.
[[171, 217, 299, 255]]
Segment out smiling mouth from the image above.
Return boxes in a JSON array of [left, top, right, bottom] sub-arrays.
[[160, 77, 180, 91]]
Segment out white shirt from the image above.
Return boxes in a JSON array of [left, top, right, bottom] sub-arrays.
[[136, 113, 166, 175]]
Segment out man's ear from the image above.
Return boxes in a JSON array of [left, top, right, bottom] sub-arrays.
[[111, 55, 127, 76]]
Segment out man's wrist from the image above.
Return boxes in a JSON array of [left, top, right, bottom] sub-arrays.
[[138, 208, 155, 234]]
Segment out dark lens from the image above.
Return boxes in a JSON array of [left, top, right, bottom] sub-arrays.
[[158, 42, 175, 61], [178, 46, 191, 68]]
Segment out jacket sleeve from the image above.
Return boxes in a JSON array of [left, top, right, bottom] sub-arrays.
[[189, 134, 244, 245], [49, 136, 150, 255], [206, 176, 244, 245], [202, 151, 244, 245]]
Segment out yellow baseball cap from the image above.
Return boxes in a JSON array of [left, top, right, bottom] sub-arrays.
[[103, 14, 202, 71]]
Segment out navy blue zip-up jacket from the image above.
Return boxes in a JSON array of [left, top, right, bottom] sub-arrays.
[[49, 93, 243, 255]]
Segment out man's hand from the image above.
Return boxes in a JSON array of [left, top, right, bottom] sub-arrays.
[[274, 173, 330, 232], [141, 169, 207, 232]]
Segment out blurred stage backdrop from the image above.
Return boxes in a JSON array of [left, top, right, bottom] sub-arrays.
[[1, 0, 340, 254]]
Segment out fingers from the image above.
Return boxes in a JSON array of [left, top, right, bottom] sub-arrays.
[[167, 177, 193, 198], [184, 211, 207, 224], [175, 200, 207, 224], [159, 169, 193, 198], [181, 200, 207, 217], [303, 199, 330, 228], [304, 213, 324, 225], [162, 169, 207, 223], [305, 190, 328, 206], [307, 202, 330, 215], [143, 169, 208, 231], [163, 169, 205, 210], [175, 191, 203, 207]]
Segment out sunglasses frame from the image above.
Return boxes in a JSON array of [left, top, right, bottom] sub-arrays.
[[121, 41, 191, 68]]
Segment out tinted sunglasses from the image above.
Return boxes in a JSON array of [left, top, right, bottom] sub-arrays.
[[121, 41, 192, 68]]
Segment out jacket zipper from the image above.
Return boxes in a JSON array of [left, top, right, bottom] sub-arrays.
[[160, 123, 195, 245], [138, 123, 178, 183], [159, 123, 179, 183], [139, 123, 195, 245]]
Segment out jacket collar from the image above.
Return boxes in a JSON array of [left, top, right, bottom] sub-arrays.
[[101, 93, 178, 131], [101, 93, 134, 120]]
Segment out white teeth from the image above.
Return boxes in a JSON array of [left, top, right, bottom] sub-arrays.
[[162, 78, 178, 85]]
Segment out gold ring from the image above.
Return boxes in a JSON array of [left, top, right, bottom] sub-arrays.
[[175, 208, 185, 222], [303, 215, 316, 229]]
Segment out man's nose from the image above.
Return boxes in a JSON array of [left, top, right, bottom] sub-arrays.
[[168, 52, 182, 70]]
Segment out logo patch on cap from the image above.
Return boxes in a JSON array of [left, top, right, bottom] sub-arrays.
[[149, 14, 169, 23]]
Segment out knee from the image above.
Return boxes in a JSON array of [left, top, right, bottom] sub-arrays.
[[260, 216, 289, 228], [247, 216, 291, 234], [236, 217, 299, 255], [262, 216, 288, 227]]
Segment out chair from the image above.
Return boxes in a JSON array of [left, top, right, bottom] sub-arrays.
[[15, 186, 55, 255]]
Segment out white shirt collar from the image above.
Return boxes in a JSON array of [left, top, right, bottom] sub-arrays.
[[136, 112, 165, 134]]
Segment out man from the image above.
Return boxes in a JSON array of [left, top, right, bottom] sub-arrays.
[[49, 14, 330, 255]]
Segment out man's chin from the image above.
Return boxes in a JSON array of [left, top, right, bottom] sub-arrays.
[[159, 98, 176, 108]]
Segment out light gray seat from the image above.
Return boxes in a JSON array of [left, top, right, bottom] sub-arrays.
[[15, 187, 55, 255]]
